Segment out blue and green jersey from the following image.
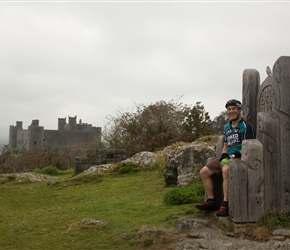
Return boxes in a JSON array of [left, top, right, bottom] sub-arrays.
[[223, 119, 255, 156]]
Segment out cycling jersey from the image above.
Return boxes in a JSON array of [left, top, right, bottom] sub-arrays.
[[223, 119, 255, 156]]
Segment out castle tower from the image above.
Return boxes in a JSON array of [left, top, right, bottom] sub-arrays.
[[27, 120, 44, 150], [58, 118, 66, 131], [9, 121, 23, 147], [68, 116, 77, 131]]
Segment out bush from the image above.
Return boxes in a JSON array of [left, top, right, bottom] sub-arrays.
[[103, 100, 214, 157], [258, 212, 290, 231], [163, 181, 204, 206], [118, 165, 139, 174], [34, 165, 58, 175], [1, 148, 74, 174], [68, 173, 103, 185], [111, 162, 140, 175]]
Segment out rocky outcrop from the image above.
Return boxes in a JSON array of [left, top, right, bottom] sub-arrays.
[[164, 141, 217, 187], [82, 151, 158, 175], [79, 218, 106, 230], [0, 172, 59, 183], [83, 164, 115, 174], [121, 151, 157, 167], [127, 215, 290, 250], [176, 215, 290, 249]]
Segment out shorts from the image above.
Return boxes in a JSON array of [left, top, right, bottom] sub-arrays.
[[207, 158, 222, 175]]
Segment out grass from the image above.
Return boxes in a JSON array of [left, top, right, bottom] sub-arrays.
[[0, 167, 196, 250]]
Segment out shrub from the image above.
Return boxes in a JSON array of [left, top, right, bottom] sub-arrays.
[[258, 211, 290, 231], [142, 237, 154, 247], [103, 100, 214, 157], [118, 165, 140, 174], [111, 162, 140, 175], [1, 148, 73, 173], [68, 173, 103, 185], [163, 181, 204, 205], [34, 165, 58, 175]]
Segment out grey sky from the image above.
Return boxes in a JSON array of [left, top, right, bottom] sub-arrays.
[[1, 1, 290, 142]]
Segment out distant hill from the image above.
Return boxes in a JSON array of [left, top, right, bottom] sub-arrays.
[[0, 138, 8, 152]]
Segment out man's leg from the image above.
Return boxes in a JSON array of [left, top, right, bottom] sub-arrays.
[[200, 166, 215, 199], [196, 165, 218, 211], [216, 164, 229, 216], [222, 164, 229, 202]]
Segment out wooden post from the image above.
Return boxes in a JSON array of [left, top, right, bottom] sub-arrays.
[[229, 159, 248, 222], [242, 139, 264, 222]]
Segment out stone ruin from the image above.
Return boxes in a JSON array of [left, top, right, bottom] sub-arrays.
[[8, 115, 127, 172], [9, 115, 101, 151], [227, 56, 290, 222]]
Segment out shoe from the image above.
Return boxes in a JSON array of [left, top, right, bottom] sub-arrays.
[[195, 201, 218, 211], [216, 205, 229, 217]]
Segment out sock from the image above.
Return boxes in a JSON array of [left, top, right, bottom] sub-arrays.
[[222, 201, 228, 207], [207, 198, 215, 205]]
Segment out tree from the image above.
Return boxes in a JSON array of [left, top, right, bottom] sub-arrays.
[[182, 102, 214, 141], [211, 111, 228, 135], [102, 100, 214, 157]]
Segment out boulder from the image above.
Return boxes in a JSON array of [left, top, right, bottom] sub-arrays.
[[0, 173, 59, 183], [79, 218, 106, 229], [164, 141, 216, 186], [83, 164, 115, 174], [122, 151, 157, 167]]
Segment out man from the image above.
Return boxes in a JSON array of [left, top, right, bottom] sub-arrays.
[[195, 99, 255, 216]]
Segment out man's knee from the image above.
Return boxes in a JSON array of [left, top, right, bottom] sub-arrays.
[[222, 164, 229, 177], [200, 166, 212, 178]]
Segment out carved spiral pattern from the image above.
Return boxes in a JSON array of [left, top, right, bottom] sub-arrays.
[[248, 159, 262, 171], [259, 86, 273, 112]]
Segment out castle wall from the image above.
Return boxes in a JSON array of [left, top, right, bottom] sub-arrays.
[[16, 130, 29, 149], [9, 116, 102, 152], [44, 130, 100, 150]]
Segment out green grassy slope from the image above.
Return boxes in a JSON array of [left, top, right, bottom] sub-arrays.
[[0, 169, 194, 250]]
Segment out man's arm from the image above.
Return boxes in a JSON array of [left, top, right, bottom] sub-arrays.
[[219, 142, 229, 162], [221, 142, 228, 154]]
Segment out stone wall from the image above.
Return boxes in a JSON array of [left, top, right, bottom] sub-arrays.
[[74, 149, 126, 175]]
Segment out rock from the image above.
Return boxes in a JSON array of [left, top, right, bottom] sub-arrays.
[[176, 217, 210, 231], [164, 141, 216, 186], [122, 151, 157, 167], [129, 214, 290, 250], [0, 173, 59, 183], [82, 151, 157, 175], [272, 228, 290, 237], [83, 164, 115, 174], [79, 218, 106, 229], [174, 214, 290, 250]]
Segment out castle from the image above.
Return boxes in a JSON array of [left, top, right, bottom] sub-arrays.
[[9, 116, 102, 151]]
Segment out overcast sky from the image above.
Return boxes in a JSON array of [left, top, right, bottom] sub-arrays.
[[1, 1, 289, 142]]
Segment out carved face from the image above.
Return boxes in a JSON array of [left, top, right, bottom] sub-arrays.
[[227, 106, 241, 121]]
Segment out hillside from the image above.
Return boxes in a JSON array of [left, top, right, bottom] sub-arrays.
[[1, 140, 290, 249], [0, 167, 194, 250]]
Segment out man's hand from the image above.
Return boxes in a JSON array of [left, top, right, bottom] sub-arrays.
[[231, 152, 241, 158], [219, 153, 229, 162]]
